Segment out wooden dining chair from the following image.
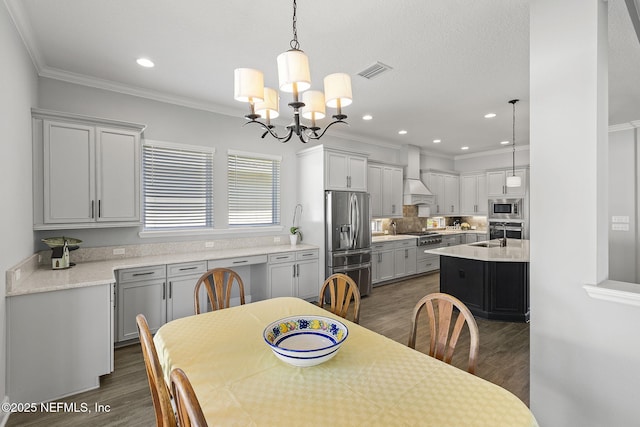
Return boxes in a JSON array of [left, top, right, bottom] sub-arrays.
[[170, 368, 208, 427], [136, 314, 177, 427], [194, 268, 245, 314], [318, 273, 361, 323], [408, 292, 480, 375]]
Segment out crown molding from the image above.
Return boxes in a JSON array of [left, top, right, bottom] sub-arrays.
[[4, 0, 44, 72], [454, 144, 530, 160]]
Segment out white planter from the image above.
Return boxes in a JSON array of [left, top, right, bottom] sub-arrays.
[[289, 234, 298, 246]]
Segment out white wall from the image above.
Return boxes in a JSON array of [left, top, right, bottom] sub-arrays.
[[0, 1, 38, 406], [608, 126, 638, 282], [530, 1, 640, 425]]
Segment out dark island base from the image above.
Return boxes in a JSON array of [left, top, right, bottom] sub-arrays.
[[439, 256, 530, 322]]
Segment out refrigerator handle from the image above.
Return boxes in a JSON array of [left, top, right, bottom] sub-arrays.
[[350, 193, 359, 249]]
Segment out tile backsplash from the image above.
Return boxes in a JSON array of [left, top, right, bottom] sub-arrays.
[[375, 205, 487, 234]]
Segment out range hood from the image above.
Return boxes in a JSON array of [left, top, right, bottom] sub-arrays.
[[403, 145, 435, 205]]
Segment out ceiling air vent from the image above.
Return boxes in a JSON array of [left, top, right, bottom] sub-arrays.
[[357, 61, 393, 79]]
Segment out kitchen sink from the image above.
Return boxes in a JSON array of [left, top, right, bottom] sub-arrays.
[[470, 241, 502, 248]]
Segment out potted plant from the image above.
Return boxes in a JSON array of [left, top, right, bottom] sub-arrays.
[[290, 226, 302, 246]]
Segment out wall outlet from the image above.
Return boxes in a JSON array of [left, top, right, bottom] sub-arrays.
[[274, 236, 281, 243], [205, 241, 215, 248], [113, 248, 126, 255], [15, 269, 21, 281]]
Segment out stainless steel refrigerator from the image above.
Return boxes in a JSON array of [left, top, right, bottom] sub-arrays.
[[325, 191, 372, 296]]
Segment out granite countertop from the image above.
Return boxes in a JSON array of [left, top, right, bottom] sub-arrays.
[[372, 235, 418, 242], [438, 229, 487, 235], [8, 244, 318, 297], [424, 239, 529, 262]]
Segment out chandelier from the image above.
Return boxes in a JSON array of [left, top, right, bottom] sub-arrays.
[[506, 99, 522, 188], [233, 0, 352, 143]]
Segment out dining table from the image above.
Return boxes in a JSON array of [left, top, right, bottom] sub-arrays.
[[154, 296, 538, 426]]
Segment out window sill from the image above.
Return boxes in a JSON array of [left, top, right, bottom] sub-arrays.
[[583, 280, 640, 307], [138, 226, 284, 239]]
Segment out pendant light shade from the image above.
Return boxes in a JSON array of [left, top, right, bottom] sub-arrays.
[[234, 68, 264, 103], [255, 87, 280, 119], [506, 175, 521, 187], [277, 49, 311, 93], [301, 90, 326, 120], [324, 73, 353, 108]]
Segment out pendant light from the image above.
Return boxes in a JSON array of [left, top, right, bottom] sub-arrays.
[[506, 99, 521, 188]]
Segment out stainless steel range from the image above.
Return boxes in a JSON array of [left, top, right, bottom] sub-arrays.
[[401, 231, 443, 247]]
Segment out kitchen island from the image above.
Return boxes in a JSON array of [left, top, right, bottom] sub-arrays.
[[425, 239, 529, 322]]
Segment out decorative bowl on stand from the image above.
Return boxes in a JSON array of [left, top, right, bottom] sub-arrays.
[[263, 315, 349, 367]]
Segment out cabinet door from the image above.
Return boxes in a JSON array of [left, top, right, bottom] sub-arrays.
[[382, 167, 403, 217], [167, 274, 205, 321], [487, 171, 507, 196], [505, 169, 527, 197], [371, 250, 380, 283], [268, 263, 296, 298], [43, 121, 95, 223], [368, 165, 383, 218], [117, 279, 166, 341], [378, 250, 395, 281], [444, 175, 459, 214], [325, 151, 349, 190], [460, 175, 477, 215], [426, 173, 445, 214], [403, 247, 417, 275], [476, 174, 488, 214], [296, 259, 319, 300], [347, 155, 367, 191], [96, 128, 140, 222]]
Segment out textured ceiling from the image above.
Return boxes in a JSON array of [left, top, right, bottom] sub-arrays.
[[7, 0, 640, 156]]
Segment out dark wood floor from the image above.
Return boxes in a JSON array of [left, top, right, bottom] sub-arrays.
[[7, 272, 529, 426]]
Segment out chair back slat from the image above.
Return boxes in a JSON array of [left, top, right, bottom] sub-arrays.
[[194, 268, 245, 314]]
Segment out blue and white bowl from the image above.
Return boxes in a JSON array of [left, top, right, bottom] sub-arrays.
[[263, 315, 349, 367]]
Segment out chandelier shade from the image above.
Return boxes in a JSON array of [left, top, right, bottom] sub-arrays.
[[255, 87, 280, 120], [505, 99, 521, 188], [301, 90, 326, 120], [234, 68, 264, 103], [277, 49, 311, 93], [324, 73, 353, 108]]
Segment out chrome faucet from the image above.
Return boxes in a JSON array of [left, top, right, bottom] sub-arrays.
[[500, 223, 507, 247], [390, 221, 397, 235]]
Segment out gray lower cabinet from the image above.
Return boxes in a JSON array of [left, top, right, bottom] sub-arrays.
[[394, 240, 417, 278], [417, 251, 440, 274], [166, 261, 208, 321], [441, 234, 462, 247], [372, 241, 395, 284], [7, 283, 114, 403], [117, 265, 167, 342], [266, 249, 319, 300]]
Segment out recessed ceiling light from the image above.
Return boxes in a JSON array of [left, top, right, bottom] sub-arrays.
[[136, 58, 155, 68], [362, 114, 373, 121], [500, 140, 510, 145], [461, 146, 469, 150], [398, 130, 408, 135], [433, 139, 441, 143], [484, 113, 496, 118]]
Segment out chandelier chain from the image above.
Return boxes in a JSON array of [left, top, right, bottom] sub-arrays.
[[290, 0, 300, 50], [509, 99, 519, 176]]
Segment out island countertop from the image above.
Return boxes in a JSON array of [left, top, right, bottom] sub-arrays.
[[425, 239, 529, 262]]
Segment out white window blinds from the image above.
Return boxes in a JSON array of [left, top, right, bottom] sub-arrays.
[[143, 142, 214, 229], [228, 151, 281, 227]]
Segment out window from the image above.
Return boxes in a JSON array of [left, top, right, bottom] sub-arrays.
[[228, 150, 281, 227], [143, 140, 214, 230]]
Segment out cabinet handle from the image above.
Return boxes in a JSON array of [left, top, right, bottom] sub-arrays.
[[98, 200, 102, 218], [405, 249, 408, 258], [132, 271, 154, 276], [301, 253, 313, 257], [178, 266, 198, 271], [162, 282, 166, 300], [275, 256, 288, 260], [169, 281, 172, 298], [90, 200, 94, 218], [292, 265, 296, 277], [296, 264, 300, 277], [232, 260, 248, 264], [437, 204, 440, 212]]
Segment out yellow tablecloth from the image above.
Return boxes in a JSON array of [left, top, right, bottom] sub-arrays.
[[154, 297, 537, 427]]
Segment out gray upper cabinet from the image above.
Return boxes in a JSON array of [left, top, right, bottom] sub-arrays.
[[32, 109, 145, 229], [487, 168, 527, 197], [460, 173, 488, 215], [324, 149, 367, 191], [368, 162, 403, 218]]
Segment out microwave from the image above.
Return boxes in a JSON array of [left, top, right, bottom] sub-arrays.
[[488, 198, 523, 220]]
